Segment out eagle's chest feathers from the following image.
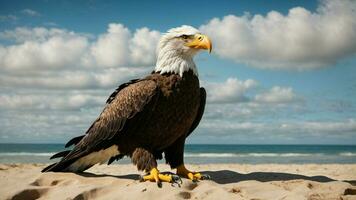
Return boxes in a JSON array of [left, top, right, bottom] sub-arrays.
[[149, 71, 200, 139], [153, 71, 200, 100]]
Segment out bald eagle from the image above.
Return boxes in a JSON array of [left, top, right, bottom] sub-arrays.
[[43, 26, 212, 187]]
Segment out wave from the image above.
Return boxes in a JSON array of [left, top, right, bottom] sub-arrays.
[[340, 152, 356, 156], [184, 152, 356, 158], [184, 153, 319, 157], [185, 153, 238, 158], [246, 153, 318, 157]]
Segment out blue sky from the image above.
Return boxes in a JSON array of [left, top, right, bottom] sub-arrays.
[[0, 0, 355, 144]]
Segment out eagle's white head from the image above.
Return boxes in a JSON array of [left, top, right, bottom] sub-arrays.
[[154, 25, 212, 77]]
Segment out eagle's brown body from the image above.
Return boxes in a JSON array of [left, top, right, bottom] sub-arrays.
[[42, 70, 206, 173]]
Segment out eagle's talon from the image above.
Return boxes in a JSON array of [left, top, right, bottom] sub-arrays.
[[139, 175, 144, 182], [172, 174, 183, 184], [177, 164, 208, 181], [157, 181, 162, 188], [171, 175, 182, 187], [141, 167, 177, 187]]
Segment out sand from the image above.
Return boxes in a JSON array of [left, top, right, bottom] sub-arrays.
[[0, 163, 355, 200]]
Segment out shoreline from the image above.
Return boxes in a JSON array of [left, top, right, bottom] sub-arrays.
[[1, 163, 356, 199]]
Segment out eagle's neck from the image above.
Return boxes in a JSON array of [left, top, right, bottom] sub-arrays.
[[154, 49, 198, 77]]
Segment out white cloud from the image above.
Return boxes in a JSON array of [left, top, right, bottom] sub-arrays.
[[255, 86, 299, 104], [91, 24, 131, 67], [0, 93, 104, 110], [0, 112, 94, 143], [279, 119, 356, 134], [204, 104, 256, 119], [0, 34, 89, 71], [91, 24, 160, 67], [203, 78, 258, 103], [0, 24, 157, 95], [0, 24, 160, 72], [200, 77, 303, 122], [0, 27, 83, 43], [0, 67, 148, 89], [200, 0, 356, 70], [130, 27, 161, 66], [203, 78, 299, 105], [21, 9, 41, 17], [194, 118, 356, 144]]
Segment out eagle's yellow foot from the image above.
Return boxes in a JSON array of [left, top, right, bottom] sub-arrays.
[[140, 167, 182, 187], [177, 164, 211, 182]]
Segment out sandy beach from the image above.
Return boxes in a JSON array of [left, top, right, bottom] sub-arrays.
[[0, 163, 355, 200]]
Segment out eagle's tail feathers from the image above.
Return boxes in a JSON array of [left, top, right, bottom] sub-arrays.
[[41, 163, 57, 172], [50, 150, 71, 160], [65, 135, 85, 148], [42, 155, 83, 173]]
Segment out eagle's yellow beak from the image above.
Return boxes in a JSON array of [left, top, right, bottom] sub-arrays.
[[185, 34, 212, 53]]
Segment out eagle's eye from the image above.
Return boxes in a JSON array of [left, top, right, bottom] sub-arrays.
[[181, 35, 189, 39]]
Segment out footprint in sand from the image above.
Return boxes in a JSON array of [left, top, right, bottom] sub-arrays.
[[344, 188, 356, 195], [184, 182, 198, 191], [11, 188, 48, 200], [73, 188, 103, 200], [30, 175, 76, 187], [177, 191, 192, 199]]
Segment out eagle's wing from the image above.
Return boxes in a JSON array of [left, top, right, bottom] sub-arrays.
[[42, 78, 159, 172], [186, 87, 206, 137], [62, 79, 141, 149]]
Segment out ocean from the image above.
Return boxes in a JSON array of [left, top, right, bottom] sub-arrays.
[[0, 144, 355, 164]]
